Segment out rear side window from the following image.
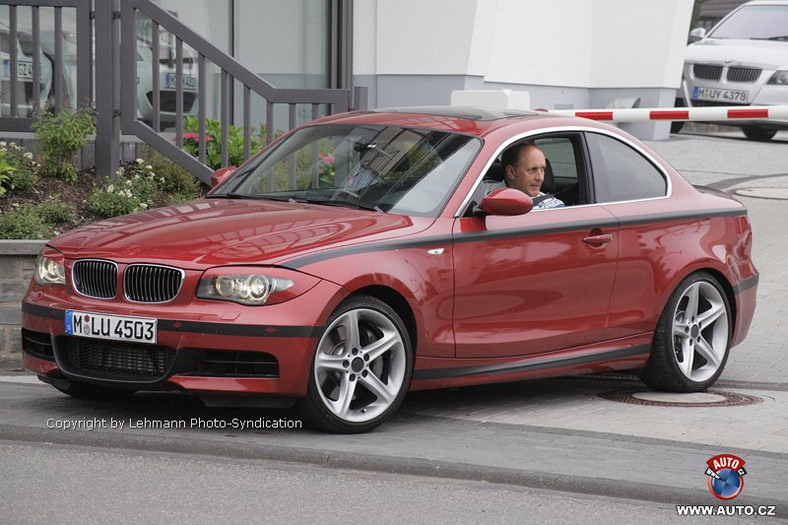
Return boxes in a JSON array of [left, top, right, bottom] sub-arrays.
[[586, 133, 667, 203]]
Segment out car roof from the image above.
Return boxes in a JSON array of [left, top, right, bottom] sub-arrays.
[[307, 105, 585, 137], [741, 0, 788, 5]]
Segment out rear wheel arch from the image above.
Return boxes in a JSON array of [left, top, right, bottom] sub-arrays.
[[642, 269, 734, 391], [664, 267, 737, 330], [699, 267, 737, 327]]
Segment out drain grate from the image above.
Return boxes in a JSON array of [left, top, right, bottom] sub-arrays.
[[598, 389, 762, 407]]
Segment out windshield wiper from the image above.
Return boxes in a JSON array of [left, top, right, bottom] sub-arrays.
[[299, 197, 383, 212], [207, 192, 261, 200]]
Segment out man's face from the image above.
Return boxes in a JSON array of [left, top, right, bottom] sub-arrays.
[[506, 146, 546, 198]]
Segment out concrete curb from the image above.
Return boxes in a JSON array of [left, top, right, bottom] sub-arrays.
[[1, 422, 783, 516]]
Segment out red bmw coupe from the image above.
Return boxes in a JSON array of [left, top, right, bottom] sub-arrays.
[[21, 107, 758, 432]]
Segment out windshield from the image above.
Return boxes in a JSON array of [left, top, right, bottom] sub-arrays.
[[211, 124, 481, 217], [709, 5, 788, 41]]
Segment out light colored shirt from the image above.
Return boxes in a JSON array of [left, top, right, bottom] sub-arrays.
[[533, 192, 565, 209]]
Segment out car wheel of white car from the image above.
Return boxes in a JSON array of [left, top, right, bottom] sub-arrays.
[[641, 272, 731, 392], [300, 295, 413, 433], [742, 126, 777, 142]]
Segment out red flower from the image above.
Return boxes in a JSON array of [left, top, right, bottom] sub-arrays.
[[181, 132, 212, 142]]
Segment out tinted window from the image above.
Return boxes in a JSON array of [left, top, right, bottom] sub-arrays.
[[532, 136, 578, 183], [217, 124, 480, 217], [709, 6, 788, 41], [586, 133, 666, 203]]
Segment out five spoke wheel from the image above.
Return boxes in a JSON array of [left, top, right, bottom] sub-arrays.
[[301, 296, 412, 433], [642, 272, 732, 392]]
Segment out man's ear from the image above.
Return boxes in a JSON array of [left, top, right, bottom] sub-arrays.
[[505, 164, 515, 181]]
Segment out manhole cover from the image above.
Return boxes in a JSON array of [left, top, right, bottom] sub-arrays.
[[733, 187, 788, 200], [598, 389, 761, 407]]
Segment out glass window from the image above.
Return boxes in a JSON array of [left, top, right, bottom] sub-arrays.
[[586, 133, 667, 203], [532, 136, 578, 184], [709, 5, 788, 41], [216, 124, 481, 217]]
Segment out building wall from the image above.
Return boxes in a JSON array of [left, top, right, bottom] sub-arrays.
[[353, 0, 694, 139]]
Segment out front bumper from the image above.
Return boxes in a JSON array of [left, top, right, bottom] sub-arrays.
[[679, 64, 788, 128], [21, 279, 345, 398]]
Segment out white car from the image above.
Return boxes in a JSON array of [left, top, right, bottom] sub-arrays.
[[135, 42, 198, 128], [1, 22, 52, 117], [678, 0, 788, 140]]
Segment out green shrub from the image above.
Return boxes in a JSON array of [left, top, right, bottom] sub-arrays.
[[36, 196, 77, 224], [0, 196, 78, 239], [0, 206, 50, 239], [0, 141, 39, 194], [32, 106, 96, 183], [89, 157, 205, 219], [145, 150, 204, 197], [89, 169, 155, 218]]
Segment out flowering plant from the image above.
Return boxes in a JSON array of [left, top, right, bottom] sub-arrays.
[[318, 153, 336, 184], [180, 117, 263, 170], [89, 159, 164, 218], [0, 141, 39, 196]]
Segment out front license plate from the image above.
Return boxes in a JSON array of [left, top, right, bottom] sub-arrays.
[[692, 86, 749, 103], [164, 72, 197, 90], [2, 59, 34, 80], [65, 310, 157, 344]]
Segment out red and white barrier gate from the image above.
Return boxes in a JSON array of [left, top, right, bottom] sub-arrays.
[[543, 106, 788, 123]]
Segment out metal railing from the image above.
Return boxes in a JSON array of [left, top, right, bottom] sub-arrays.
[[0, 0, 92, 128], [1, 0, 365, 184]]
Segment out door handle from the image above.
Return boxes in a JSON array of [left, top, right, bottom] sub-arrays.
[[582, 233, 613, 246]]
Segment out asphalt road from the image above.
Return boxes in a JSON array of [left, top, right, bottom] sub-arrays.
[[2, 440, 751, 525]]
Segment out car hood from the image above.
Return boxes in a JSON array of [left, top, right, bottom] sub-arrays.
[[685, 38, 788, 69], [49, 198, 429, 268]]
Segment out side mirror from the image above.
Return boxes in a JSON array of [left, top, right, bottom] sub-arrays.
[[477, 188, 533, 216], [689, 27, 706, 43], [210, 166, 236, 189]]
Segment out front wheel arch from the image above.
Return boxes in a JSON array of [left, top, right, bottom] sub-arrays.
[[298, 293, 415, 433], [352, 285, 418, 355]]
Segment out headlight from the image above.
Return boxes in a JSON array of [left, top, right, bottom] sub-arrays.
[[197, 269, 303, 306], [35, 250, 65, 286], [768, 71, 788, 85]]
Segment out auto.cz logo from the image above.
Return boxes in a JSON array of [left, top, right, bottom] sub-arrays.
[[673, 455, 779, 518], [705, 454, 747, 500]]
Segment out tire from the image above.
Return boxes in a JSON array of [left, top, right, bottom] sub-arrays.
[[742, 125, 777, 141], [299, 295, 413, 433], [641, 272, 732, 392], [53, 380, 137, 400]]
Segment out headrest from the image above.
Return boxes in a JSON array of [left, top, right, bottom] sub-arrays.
[[483, 161, 505, 182]]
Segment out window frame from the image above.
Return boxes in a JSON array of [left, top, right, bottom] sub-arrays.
[[454, 126, 674, 218]]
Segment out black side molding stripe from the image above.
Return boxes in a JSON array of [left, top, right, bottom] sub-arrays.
[[285, 208, 744, 269], [22, 303, 320, 339], [22, 303, 62, 319], [414, 344, 651, 381], [733, 274, 759, 295], [615, 208, 744, 228]]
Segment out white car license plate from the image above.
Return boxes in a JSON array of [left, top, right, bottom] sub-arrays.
[[2, 59, 34, 80], [65, 310, 157, 344], [693, 86, 749, 103], [164, 72, 197, 90]]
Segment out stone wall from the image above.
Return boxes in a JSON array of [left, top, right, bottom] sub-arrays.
[[0, 240, 46, 371]]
